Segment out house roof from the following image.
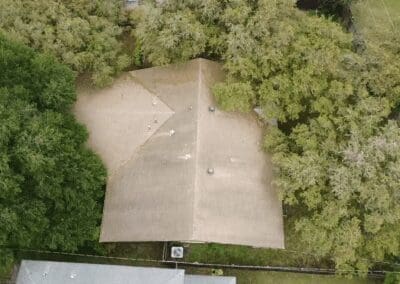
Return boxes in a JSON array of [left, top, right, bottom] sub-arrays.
[[185, 275, 236, 284], [74, 58, 284, 248], [16, 260, 236, 284], [16, 260, 184, 284]]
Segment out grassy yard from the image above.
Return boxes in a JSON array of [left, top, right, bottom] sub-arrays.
[[184, 243, 328, 268], [0, 263, 13, 283], [352, 0, 400, 41]]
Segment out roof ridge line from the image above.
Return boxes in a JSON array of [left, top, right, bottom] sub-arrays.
[[190, 58, 202, 240]]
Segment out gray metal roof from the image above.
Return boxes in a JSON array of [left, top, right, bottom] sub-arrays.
[[75, 59, 284, 248], [16, 260, 236, 284], [185, 275, 236, 284], [16, 260, 184, 284]]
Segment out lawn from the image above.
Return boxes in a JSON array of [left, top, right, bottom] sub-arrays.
[[352, 0, 400, 41], [184, 243, 328, 269], [0, 263, 14, 283]]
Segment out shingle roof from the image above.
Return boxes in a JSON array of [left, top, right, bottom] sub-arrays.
[[74, 59, 284, 248]]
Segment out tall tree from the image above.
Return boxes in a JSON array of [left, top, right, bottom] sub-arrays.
[[0, 36, 106, 266]]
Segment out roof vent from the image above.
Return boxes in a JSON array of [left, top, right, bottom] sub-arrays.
[[208, 106, 215, 112], [169, 129, 176, 136], [207, 168, 214, 175], [171, 246, 184, 259]]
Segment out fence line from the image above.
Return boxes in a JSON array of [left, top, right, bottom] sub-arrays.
[[3, 247, 393, 278], [3, 245, 399, 268]]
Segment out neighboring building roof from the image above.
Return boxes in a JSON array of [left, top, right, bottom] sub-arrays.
[[16, 260, 184, 284], [16, 260, 236, 284], [185, 275, 236, 284], [124, 0, 140, 10], [74, 58, 284, 248], [124, 0, 164, 10]]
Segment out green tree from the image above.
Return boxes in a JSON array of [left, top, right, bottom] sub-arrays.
[[134, 2, 208, 65], [0, 36, 106, 265], [0, 0, 130, 86]]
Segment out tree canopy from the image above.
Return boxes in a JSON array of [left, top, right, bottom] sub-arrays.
[[134, 0, 400, 273], [0, 35, 106, 266], [0, 0, 130, 86]]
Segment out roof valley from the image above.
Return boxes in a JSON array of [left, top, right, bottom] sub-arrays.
[[106, 76, 175, 182], [129, 75, 177, 113]]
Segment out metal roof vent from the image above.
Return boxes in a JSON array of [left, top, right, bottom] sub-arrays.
[[208, 106, 215, 112], [207, 168, 214, 175], [171, 246, 184, 259]]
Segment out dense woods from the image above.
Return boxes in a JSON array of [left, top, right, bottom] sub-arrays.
[[0, 0, 129, 86], [0, 36, 106, 268], [135, 0, 400, 273]]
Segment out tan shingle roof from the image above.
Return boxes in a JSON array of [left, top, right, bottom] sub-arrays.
[[74, 59, 284, 248]]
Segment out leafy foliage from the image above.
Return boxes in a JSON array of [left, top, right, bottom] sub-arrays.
[[0, 36, 106, 265], [0, 0, 130, 86], [134, 2, 208, 65], [135, 0, 400, 273], [213, 82, 255, 112], [384, 272, 400, 284]]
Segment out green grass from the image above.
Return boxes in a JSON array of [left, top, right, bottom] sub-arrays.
[[0, 262, 13, 283], [184, 243, 329, 268], [184, 217, 331, 269], [184, 267, 382, 284], [105, 242, 165, 260], [0, 249, 14, 282], [352, 0, 400, 42]]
